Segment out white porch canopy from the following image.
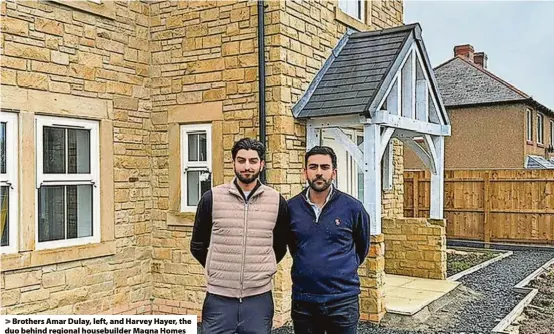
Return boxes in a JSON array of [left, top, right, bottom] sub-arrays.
[[292, 24, 451, 235]]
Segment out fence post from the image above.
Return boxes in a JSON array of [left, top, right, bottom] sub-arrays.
[[483, 172, 491, 247], [413, 173, 419, 218]]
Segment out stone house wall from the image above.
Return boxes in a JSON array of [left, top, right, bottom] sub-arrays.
[[1, 0, 152, 315], [383, 218, 447, 279], [1, 0, 405, 324]]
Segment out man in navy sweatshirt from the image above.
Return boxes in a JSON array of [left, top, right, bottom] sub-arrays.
[[287, 146, 370, 334]]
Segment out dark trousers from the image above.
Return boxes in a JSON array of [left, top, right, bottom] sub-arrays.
[[201, 291, 274, 334], [291, 295, 359, 334]]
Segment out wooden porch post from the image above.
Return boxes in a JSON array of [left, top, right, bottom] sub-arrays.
[[430, 135, 444, 219], [306, 120, 320, 150], [363, 123, 381, 235]]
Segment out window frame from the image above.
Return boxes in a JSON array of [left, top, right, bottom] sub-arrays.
[[180, 124, 212, 213], [526, 109, 533, 142], [338, 0, 365, 22], [537, 113, 544, 144], [0, 112, 19, 254], [35, 115, 100, 250]]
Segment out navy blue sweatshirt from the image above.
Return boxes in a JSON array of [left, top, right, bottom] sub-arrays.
[[288, 188, 370, 303]]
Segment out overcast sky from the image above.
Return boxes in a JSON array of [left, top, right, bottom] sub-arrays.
[[404, 0, 554, 109]]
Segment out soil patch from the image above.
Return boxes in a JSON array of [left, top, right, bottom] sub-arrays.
[[518, 264, 554, 334], [447, 248, 500, 277]]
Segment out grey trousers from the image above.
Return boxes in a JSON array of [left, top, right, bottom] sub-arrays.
[[201, 291, 274, 334]]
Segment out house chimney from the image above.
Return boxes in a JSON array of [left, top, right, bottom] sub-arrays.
[[474, 52, 488, 69], [454, 44, 474, 62]]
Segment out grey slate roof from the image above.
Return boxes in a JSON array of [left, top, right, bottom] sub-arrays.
[[434, 57, 528, 107], [293, 24, 418, 119], [526, 155, 554, 169]]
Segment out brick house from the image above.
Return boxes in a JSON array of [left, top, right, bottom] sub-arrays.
[[1, 0, 449, 325], [405, 44, 554, 170]]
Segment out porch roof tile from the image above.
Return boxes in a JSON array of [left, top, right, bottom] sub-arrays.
[[292, 24, 417, 119]]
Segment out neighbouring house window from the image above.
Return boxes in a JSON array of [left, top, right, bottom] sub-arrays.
[[527, 109, 533, 141], [550, 120, 554, 146], [181, 124, 212, 212], [0, 112, 18, 254], [35, 116, 100, 250], [339, 0, 364, 21], [537, 113, 544, 144]]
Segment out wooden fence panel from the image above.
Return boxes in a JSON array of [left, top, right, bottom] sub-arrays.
[[404, 169, 554, 244]]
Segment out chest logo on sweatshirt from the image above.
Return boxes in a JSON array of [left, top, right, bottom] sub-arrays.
[[335, 218, 341, 225]]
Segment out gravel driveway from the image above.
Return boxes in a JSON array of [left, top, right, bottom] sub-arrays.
[[198, 244, 554, 334]]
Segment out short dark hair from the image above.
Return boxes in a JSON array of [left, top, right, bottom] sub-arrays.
[[231, 138, 265, 161], [305, 146, 337, 169]]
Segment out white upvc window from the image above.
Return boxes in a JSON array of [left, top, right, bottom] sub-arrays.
[[526, 109, 533, 141], [537, 113, 544, 144], [35, 116, 100, 250], [180, 124, 212, 212], [1, 112, 18, 254], [339, 0, 365, 22]]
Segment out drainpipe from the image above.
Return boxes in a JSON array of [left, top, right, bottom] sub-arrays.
[[257, 0, 267, 183]]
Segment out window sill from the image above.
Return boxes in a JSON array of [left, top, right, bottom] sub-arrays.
[[49, 0, 115, 20], [526, 140, 534, 146], [537, 143, 545, 148], [334, 7, 370, 32], [167, 211, 196, 230], [0, 241, 115, 272]]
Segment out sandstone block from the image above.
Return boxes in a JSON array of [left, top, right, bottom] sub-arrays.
[[65, 267, 87, 289], [230, 7, 249, 22], [200, 8, 219, 22], [78, 52, 104, 67], [49, 288, 88, 308], [222, 68, 244, 81], [84, 81, 106, 93], [203, 35, 221, 48], [69, 64, 95, 80], [20, 289, 50, 304], [35, 17, 63, 36], [166, 15, 183, 28], [31, 61, 67, 75], [1, 68, 17, 85], [1, 17, 28, 36], [114, 97, 138, 110], [49, 81, 70, 93], [42, 271, 65, 288], [17, 72, 48, 90], [4, 270, 42, 290], [5, 42, 50, 61], [176, 91, 202, 104], [0, 289, 20, 306], [107, 82, 132, 96], [50, 51, 69, 65]]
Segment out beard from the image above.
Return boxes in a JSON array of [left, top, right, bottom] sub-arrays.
[[308, 177, 333, 192], [235, 168, 261, 184]]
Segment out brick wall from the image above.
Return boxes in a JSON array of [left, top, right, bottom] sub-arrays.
[[383, 218, 447, 279]]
